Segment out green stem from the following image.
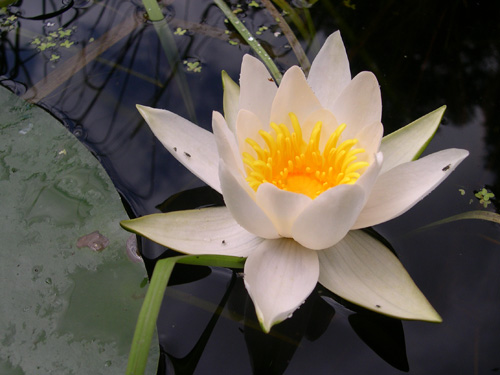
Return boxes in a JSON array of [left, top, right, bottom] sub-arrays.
[[141, 0, 164, 21], [126, 256, 180, 375], [126, 254, 245, 375], [214, 0, 283, 84], [260, 0, 311, 74]]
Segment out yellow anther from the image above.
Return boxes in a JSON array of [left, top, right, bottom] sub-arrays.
[[242, 112, 370, 199]]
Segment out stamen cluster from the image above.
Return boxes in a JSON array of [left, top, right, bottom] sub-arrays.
[[242, 112, 369, 199]]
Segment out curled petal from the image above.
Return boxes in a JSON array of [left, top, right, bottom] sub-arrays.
[[353, 148, 469, 229], [120, 207, 263, 257], [137, 105, 221, 193], [292, 184, 365, 250], [318, 230, 442, 322], [307, 31, 351, 106], [255, 183, 312, 237], [219, 161, 280, 239], [244, 238, 320, 332]]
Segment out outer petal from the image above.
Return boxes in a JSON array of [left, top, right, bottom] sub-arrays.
[[318, 230, 442, 322], [380, 106, 446, 174], [255, 183, 312, 237], [137, 105, 221, 193], [270, 66, 323, 128], [292, 184, 365, 250], [244, 238, 320, 332], [212, 111, 244, 172], [307, 31, 351, 106], [329, 71, 382, 140], [120, 207, 263, 257], [222, 70, 240, 133], [239, 55, 277, 127], [219, 161, 280, 239], [353, 148, 469, 229]]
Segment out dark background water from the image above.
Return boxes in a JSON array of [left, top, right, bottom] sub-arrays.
[[1, 0, 500, 373]]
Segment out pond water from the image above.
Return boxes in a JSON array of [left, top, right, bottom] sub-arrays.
[[1, 0, 499, 374]]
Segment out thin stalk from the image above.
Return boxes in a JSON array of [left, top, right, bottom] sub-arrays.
[[126, 254, 245, 375], [126, 256, 180, 375], [214, 0, 283, 84], [142, 0, 197, 123], [260, 0, 311, 74]]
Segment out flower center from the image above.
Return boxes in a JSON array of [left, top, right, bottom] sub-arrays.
[[242, 112, 370, 199]]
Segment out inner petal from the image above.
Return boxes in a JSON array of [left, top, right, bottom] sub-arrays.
[[243, 112, 370, 199]]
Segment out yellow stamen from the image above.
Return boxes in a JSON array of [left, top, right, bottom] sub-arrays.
[[243, 112, 370, 199]]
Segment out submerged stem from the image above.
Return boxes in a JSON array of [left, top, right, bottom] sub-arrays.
[[141, 0, 197, 123], [214, 0, 283, 84]]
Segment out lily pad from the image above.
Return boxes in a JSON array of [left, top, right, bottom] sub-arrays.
[[0, 86, 157, 374]]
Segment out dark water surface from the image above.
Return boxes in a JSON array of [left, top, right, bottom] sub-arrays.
[[1, 0, 500, 374]]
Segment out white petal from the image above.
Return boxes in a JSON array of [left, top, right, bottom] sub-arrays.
[[307, 31, 351, 106], [222, 70, 240, 133], [239, 55, 277, 126], [380, 106, 446, 174], [353, 148, 469, 229], [255, 183, 312, 237], [354, 152, 383, 199], [219, 161, 280, 239], [270, 66, 323, 128], [235, 109, 267, 156], [212, 111, 244, 172], [120, 207, 263, 257], [354, 121, 384, 157], [318, 230, 442, 322], [137, 105, 221, 193], [244, 238, 319, 332], [292, 184, 365, 250], [329, 71, 382, 140]]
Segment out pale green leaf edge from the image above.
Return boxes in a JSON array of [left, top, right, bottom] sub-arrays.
[[415, 210, 500, 231], [222, 70, 240, 133], [381, 105, 446, 166]]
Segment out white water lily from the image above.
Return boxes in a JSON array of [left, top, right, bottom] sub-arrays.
[[122, 31, 468, 332]]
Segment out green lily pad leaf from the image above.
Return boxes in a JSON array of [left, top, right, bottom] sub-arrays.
[[0, 86, 157, 374], [380, 106, 446, 174], [318, 230, 442, 322]]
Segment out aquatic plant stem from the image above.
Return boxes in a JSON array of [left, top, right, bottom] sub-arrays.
[[414, 210, 500, 232], [126, 254, 245, 375], [260, 0, 311, 74], [142, 0, 164, 21], [214, 0, 283, 84], [141, 0, 197, 123]]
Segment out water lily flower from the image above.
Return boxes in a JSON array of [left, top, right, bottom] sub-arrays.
[[122, 31, 468, 332]]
